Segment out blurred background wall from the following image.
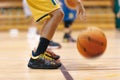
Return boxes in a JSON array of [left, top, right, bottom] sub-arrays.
[[0, 0, 116, 31]]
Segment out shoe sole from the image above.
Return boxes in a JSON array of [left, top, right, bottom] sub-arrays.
[[28, 64, 61, 69]]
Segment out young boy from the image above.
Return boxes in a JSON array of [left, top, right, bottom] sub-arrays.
[[26, 0, 86, 69], [22, 0, 61, 49], [60, 0, 77, 42]]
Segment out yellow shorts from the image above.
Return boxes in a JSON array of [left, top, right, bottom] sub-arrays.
[[27, 0, 60, 22]]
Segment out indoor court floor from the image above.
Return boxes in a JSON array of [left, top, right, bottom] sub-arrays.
[[0, 29, 120, 80]]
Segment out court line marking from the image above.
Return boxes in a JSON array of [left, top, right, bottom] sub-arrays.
[[60, 64, 73, 80]]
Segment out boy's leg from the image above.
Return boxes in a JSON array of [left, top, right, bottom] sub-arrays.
[[28, 9, 64, 69], [40, 9, 64, 40], [39, 9, 63, 49], [35, 9, 63, 55]]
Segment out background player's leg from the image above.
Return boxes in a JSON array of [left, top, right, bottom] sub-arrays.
[[63, 21, 76, 42]]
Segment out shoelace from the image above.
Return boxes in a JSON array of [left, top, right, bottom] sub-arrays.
[[45, 51, 56, 56], [40, 54, 54, 61]]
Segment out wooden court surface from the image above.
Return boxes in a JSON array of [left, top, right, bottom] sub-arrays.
[[0, 29, 120, 80]]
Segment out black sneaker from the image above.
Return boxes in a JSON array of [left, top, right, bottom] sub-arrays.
[[28, 51, 61, 69], [48, 41, 61, 49], [63, 37, 76, 43], [63, 33, 76, 43]]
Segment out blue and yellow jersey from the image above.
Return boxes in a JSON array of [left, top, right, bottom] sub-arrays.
[[27, 0, 60, 22], [60, 0, 77, 21]]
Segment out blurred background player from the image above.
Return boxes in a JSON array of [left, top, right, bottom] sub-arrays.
[[22, 0, 61, 49], [113, 0, 120, 29], [22, 0, 37, 38], [26, 0, 85, 69], [60, 0, 77, 42]]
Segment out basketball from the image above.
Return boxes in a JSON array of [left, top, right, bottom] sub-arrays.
[[65, 0, 77, 9], [76, 27, 107, 58]]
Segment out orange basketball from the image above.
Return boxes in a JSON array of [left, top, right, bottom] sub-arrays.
[[65, 0, 77, 9], [76, 27, 107, 58]]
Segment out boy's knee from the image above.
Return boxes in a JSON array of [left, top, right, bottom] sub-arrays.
[[55, 9, 64, 18], [59, 9, 64, 18]]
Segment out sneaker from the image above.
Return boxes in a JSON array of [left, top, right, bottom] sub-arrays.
[[48, 41, 61, 49], [28, 51, 61, 69], [45, 49, 60, 60], [63, 37, 76, 43], [33, 48, 60, 60], [63, 33, 76, 43]]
